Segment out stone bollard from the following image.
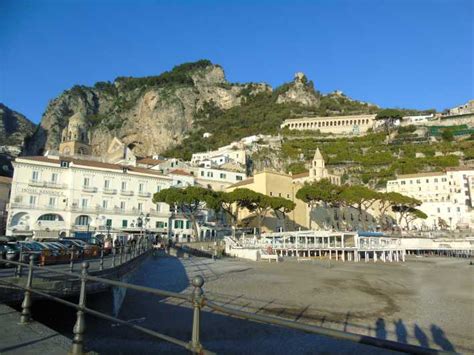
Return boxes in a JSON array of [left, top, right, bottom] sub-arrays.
[[71, 262, 89, 355], [99, 248, 104, 271], [20, 255, 35, 324], [112, 247, 116, 267], [190, 275, 204, 353], [15, 246, 24, 278], [69, 246, 76, 272]]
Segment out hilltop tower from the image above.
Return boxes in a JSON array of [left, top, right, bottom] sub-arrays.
[[59, 112, 91, 156]]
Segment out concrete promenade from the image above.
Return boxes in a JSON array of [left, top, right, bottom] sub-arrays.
[[0, 250, 151, 303], [0, 303, 71, 354]]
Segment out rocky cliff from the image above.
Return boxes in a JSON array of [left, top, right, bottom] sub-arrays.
[[0, 103, 36, 176], [0, 103, 36, 149], [26, 60, 272, 157], [276, 72, 320, 107], [24, 60, 382, 158]]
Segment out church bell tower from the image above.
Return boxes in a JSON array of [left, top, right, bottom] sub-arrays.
[[59, 112, 91, 156]]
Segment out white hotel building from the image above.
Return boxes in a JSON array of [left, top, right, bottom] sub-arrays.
[[6, 155, 201, 241], [386, 167, 474, 230]]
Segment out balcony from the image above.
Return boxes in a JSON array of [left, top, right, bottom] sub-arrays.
[[44, 181, 67, 189], [138, 191, 152, 198], [103, 188, 118, 195], [70, 205, 101, 214], [28, 179, 44, 187], [82, 186, 98, 193], [9, 203, 38, 210], [120, 190, 134, 196], [28, 180, 67, 189], [148, 209, 172, 218]]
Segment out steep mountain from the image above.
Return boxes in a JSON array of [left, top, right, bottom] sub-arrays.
[[26, 60, 271, 156], [25, 59, 383, 158], [0, 103, 36, 148]]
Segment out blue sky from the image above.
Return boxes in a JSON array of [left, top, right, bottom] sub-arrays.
[[1, 0, 473, 124]]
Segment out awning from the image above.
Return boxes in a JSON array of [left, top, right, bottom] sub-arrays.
[[34, 230, 60, 238]]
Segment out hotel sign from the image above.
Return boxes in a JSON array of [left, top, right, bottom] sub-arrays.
[[21, 187, 66, 197]]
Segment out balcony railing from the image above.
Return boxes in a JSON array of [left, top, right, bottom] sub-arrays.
[[138, 191, 152, 198], [28, 179, 44, 187], [10, 203, 63, 212], [103, 188, 117, 195], [120, 190, 134, 196], [148, 209, 171, 218], [82, 186, 98, 193], [28, 180, 67, 189], [11, 203, 172, 218], [44, 181, 67, 189]]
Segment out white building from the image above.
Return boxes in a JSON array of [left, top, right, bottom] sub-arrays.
[[7, 155, 173, 240], [191, 166, 246, 191], [386, 167, 474, 230], [191, 147, 246, 167]]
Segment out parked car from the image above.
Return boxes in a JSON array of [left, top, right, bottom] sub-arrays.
[[57, 239, 86, 258], [0, 244, 9, 267], [62, 238, 100, 257]]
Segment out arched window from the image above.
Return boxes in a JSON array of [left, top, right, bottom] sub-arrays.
[[75, 215, 91, 226], [11, 212, 30, 227], [38, 214, 64, 222]]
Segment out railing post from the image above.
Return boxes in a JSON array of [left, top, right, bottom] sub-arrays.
[[20, 255, 35, 324], [99, 247, 104, 271], [190, 275, 204, 353], [69, 246, 76, 272], [112, 247, 116, 267], [16, 246, 23, 278], [71, 262, 89, 355], [120, 246, 123, 265]]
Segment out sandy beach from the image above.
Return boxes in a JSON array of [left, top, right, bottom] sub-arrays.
[[178, 255, 474, 353]]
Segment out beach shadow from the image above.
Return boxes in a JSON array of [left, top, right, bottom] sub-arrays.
[[430, 324, 456, 351], [394, 319, 408, 344], [414, 324, 430, 348], [375, 318, 387, 339]]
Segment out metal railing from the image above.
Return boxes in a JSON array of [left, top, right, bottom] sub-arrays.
[[0, 248, 447, 355]]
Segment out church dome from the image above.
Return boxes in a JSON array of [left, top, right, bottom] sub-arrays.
[[61, 112, 90, 144]]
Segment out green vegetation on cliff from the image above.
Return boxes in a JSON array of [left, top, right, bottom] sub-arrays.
[[163, 89, 385, 160], [114, 60, 214, 91], [280, 132, 471, 188]]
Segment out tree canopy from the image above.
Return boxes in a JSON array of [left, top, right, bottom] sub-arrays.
[[295, 179, 343, 207], [153, 186, 218, 240]]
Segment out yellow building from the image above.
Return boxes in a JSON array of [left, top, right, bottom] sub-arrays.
[[226, 170, 309, 233]]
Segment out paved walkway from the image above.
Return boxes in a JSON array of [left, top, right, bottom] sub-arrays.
[[0, 250, 145, 279], [0, 304, 71, 355]]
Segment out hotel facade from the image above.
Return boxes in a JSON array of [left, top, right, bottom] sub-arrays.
[[6, 156, 181, 240]]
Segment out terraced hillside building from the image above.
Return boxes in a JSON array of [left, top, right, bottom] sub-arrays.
[[386, 167, 474, 230], [280, 114, 376, 135]]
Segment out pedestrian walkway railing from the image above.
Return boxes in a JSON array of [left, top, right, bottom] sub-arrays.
[[0, 253, 450, 355]]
